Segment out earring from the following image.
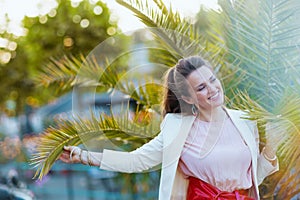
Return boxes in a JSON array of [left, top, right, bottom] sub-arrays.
[[191, 104, 198, 116]]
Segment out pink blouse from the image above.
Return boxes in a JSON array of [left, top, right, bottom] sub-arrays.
[[179, 117, 253, 192]]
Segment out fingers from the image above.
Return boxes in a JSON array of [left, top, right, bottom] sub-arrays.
[[59, 152, 72, 163], [59, 146, 81, 164], [63, 146, 72, 151], [59, 148, 70, 163]]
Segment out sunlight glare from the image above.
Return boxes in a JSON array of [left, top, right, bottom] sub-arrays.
[[0, 0, 219, 35]]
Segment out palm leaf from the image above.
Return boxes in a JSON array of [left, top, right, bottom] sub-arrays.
[[116, 0, 207, 63], [31, 108, 161, 180], [37, 53, 164, 109], [231, 89, 300, 199], [220, 0, 300, 110], [36, 54, 124, 92], [35, 55, 80, 91], [219, 1, 300, 196], [117, 78, 163, 110]]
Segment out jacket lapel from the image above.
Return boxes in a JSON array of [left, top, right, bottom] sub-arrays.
[[225, 108, 259, 198], [160, 114, 196, 200]]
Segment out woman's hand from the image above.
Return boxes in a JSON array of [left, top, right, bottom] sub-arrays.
[[265, 122, 281, 152], [59, 146, 103, 167], [263, 123, 279, 165], [59, 146, 82, 164]]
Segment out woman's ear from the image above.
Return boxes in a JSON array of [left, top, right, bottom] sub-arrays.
[[181, 95, 194, 105]]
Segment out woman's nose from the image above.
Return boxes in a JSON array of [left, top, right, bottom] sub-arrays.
[[207, 83, 217, 93]]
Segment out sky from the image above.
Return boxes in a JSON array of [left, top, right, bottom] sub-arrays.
[[104, 0, 220, 34], [0, 0, 219, 36]]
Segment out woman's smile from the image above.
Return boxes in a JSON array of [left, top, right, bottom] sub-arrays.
[[208, 90, 220, 100]]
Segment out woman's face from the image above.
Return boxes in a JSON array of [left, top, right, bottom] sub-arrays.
[[183, 66, 224, 111]]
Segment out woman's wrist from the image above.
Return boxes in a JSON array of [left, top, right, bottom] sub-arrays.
[[87, 151, 93, 166], [69, 147, 102, 167], [80, 150, 102, 167], [79, 150, 88, 165], [262, 146, 277, 162]]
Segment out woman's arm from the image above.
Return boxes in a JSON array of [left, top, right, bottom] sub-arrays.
[[59, 115, 169, 172], [59, 133, 164, 173], [100, 132, 163, 173], [253, 122, 279, 185]]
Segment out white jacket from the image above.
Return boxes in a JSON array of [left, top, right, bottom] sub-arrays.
[[100, 108, 279, 200]]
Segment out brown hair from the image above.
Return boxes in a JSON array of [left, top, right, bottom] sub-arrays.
[[161, 56, 211, 116]]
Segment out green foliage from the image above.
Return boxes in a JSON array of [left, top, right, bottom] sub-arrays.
[[219, 0, 300, 198], [230, 90, 300, 199], [116, 0, 202, 63], [220, 0, 300, 110], [0, 0, 130, 115], [22, 0, 119, 70], [36, 54, 164, 109]]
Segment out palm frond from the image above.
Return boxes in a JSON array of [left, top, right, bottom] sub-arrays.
[[117, 78, 163, 110], [30, 119, 84, 180], [37, 53, 165, 108], [31, 108, 161, 180], [220, 0, 300, 110], [116, 0, 207, 63], [261, 90, 300, 199], [271, 91, 300, 164], [35, 55, 80, 91], [231, 89, 300, 199], [36, 54, 123, 91]]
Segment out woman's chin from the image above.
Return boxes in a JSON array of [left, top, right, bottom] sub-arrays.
[[208, 100, 224, 109]]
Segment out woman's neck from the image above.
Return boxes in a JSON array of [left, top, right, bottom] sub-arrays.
[[198, 106, 227, 122]]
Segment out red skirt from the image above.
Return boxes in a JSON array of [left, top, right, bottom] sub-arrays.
[[187, 176, 254, 200]]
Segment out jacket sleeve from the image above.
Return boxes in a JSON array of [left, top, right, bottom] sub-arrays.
[[99, 116, 168, 173], [253, 122, 279, 185]]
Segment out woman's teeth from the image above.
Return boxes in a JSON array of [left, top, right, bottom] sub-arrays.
[[208, 92, 219, 100]]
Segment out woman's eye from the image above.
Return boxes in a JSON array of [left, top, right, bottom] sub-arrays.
[[211, 77, 217, 82], [198, 86, 205, 91]]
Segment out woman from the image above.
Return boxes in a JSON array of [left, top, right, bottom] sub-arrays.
[[60, 56, 279, 200]]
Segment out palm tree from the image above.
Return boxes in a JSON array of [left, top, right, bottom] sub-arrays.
[[31, 0, 300, 199], [218, 0, 300, 198]]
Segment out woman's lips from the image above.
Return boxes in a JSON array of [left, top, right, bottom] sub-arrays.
[[208, 91, 219, 100]]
